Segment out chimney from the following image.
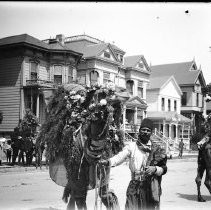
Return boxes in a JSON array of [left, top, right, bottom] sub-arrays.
[[56, 34, 65, 45]]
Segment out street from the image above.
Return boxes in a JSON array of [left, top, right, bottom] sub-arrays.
[[0, 157, 211, 210]]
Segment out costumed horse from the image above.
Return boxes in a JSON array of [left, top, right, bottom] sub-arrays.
[[37, 84, 124, 210], [195, 115, 211, 202]]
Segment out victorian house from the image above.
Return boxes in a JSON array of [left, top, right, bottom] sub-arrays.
[[0, 34, 82, 138], [150, 60, 207, 137], [53, 34, 151, 138], [146, 75, 192, 150]]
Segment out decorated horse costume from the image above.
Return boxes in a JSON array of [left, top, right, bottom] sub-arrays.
[[36, 83, 124, 210]]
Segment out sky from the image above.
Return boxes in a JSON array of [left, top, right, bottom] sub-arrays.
[[1, 1, 211, 83]]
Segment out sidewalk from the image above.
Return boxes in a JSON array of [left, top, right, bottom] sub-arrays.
[[171, 150, 198, 159], [0, 162, 48, 173]]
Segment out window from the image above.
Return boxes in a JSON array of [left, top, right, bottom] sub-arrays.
[[103, 72, 110, 84], [181, 92, 187, 106], [90, 71, 99, 85], [68, 66, 73, 83], [104, 52, 110, 59], [196, 93, 199, 107], [138, 87, 143, 98], [30, 62, 38, 80], [138, 81, 143, 98], [54, 65, 62, 84], [120, 55, 123, 62], [161, 98, 165, 111], [126, 80, 134, 95], [166, 124, 169, 137], [168, 99, 171, 111], [138, 63, 144, 68], [174, 100, 177, 111]]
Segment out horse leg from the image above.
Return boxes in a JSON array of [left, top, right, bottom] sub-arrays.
[[66, 191, 76, 210], [99, 166, 120, 210], [75, 196, 87, 210], [204, 169, 211, 194], [195, 163, 206, 202]]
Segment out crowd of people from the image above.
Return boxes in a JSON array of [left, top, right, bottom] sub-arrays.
[[0, 128, 45, 167]]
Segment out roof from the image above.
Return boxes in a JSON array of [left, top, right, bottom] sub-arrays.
[[82, 43, 109, 58], [148, 75, 182, 95], [151, 61, 202, 85], [0, 34, 83, 56], [147, 111, 192, 123], [65, 41, 111, 58], [124, 55, 144, 68], [148, 75, 172, 89], [110, 44, 125, 54], [0, 34, 49, 49]]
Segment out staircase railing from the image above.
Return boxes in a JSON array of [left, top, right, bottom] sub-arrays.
[[153, 130, 173, 153]]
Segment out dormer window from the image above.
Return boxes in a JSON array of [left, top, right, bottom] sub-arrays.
[[104, 52, 111, 59]]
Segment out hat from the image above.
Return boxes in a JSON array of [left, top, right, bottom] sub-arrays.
[[139, 118, 153, 131]]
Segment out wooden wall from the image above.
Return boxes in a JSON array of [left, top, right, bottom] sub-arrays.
[[0, 56, 23, 132]]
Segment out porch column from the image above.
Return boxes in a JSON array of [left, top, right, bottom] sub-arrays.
[[163, 121, 166, 137], [182, 124, 184, 139], [134, 107, 137, 124], [123, 105, 126, 132], [20, 88, 24, 119], [169, 123, 172, 139], [36, 94, 40, 119], [176, 124, 178, 140]]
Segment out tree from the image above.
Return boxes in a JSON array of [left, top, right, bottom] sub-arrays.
[[19, 109, 39, 137], [202, 83, 211, 102]]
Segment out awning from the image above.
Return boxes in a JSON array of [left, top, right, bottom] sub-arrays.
[[147, 111, 192, 124]]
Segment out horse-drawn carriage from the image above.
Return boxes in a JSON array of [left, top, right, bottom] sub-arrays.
[[36, 83, 125, 210]]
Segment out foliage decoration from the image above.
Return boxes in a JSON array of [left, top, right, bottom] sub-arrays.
[[36, 82, 124, 164], [19, 109, 39, 137]]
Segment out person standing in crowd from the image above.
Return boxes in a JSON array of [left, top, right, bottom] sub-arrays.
[[4, 140, 12, 164], [99, 118, 167, 210], [178, 139, 185, 158]]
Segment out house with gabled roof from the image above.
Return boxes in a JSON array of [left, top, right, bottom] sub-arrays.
[[146, 75, 192, 150], [151, 60, 206, 136], [45, 35, 151, 136]]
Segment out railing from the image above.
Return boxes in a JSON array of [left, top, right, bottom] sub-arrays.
[[153, 130, 173, 153], [125, 123, 140, 133], [26, 79, 57, 88]]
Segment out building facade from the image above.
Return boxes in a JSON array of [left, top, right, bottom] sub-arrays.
[[151, 60, 207, 136], [146, 75, 192, 150], [0, 34, 82, 138]]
